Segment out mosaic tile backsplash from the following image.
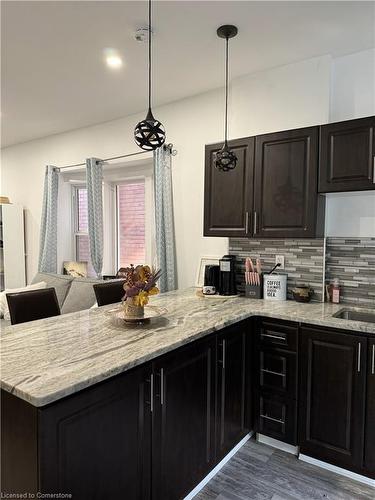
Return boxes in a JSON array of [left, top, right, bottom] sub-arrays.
[[229, 238, 325, 302], [325, 237, 375, 306]]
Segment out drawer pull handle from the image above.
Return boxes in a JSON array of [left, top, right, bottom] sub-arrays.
[[261, 333, 286, 341], [245, 212, 249, 234], [373, 157, 375, 184], [372, 344, 375, 375], [261, 368, 285, 377], [260, 414, 285, 425]]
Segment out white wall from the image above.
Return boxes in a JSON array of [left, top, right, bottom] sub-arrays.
[[325, 48, 375, 238], [1, 55, 331, 287]]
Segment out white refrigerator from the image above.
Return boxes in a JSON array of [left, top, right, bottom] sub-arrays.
[[0, 204, 26, 291]]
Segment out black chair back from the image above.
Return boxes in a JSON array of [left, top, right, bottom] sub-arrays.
[[6, 287, 61, 325], [93, 280, 125, 307]]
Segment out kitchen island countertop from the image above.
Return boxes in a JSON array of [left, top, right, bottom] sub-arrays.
[[1, 288, 374, 407]]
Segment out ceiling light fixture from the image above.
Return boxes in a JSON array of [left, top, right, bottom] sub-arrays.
[[104, 48, 123, 69], [215, 25, 238, 172], [134, 0, 166, 151]]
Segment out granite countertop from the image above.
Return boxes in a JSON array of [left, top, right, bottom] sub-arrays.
[[1, 288, 374, 407]]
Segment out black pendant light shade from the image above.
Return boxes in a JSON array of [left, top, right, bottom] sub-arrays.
[[134, 0, 166, 151], [215, 142, 237, 172], [134, 108, 165, 150], [215, 25, 238, 172]]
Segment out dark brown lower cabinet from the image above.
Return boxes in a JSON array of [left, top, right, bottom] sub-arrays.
[[216, 322, 252, 460], [1, 365, 152, 500], [299, 327, 367, 473], [254, 319, 298, 445], [364, 339, 375, 477], [151, 337, 216, 500]]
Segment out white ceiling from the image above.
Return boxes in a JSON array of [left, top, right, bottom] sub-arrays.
[[2, 1, 374, 147]]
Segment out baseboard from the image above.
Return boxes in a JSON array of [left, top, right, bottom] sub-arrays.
[[256, 433, 299, 456], [184, 431, 253, 500], [299, 454, 375, 488]]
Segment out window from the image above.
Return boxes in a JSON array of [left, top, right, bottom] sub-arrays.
[[116, 181, 146, 268], [71, 172, 151, 276], [72, 187, 94, 276]]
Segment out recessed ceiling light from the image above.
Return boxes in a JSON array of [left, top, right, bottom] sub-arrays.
[[104, 49, 123, 69]]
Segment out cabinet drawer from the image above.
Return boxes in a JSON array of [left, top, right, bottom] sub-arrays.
[[255, 392, 297, 445], [258, 320, 298, 351], [259, 348, 297, 398]]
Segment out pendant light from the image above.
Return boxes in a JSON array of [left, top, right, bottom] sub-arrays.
[[215, 25, 238, 172], [134, 0, 166, 151]]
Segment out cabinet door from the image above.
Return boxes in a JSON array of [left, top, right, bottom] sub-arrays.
[[204, 137, 255, 237], [364, 339, 375, 477], [39, 366, 152, 500], [319, 116, 375, 193], [216, 322, 251, 460], [299, 327, 366, 472], [152, 337, 216, 500], [254, 127, 323, 238]]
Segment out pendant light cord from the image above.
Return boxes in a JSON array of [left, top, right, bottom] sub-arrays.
[[224, 36, 229, 145], [148, 0, 152, 111]]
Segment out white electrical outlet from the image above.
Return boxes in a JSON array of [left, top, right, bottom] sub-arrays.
[[275, 255, 285, 270]]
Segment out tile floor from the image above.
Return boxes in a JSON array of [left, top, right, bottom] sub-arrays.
[[196, 439, 374, 500]]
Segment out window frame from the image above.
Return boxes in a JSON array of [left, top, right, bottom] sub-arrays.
[[71, 184, 90, 264]]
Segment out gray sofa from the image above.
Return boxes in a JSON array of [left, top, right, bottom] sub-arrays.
[[1, 273, 111, 328]]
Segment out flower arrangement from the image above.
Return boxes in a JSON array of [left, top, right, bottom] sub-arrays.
[[122, 265, 161, 317]]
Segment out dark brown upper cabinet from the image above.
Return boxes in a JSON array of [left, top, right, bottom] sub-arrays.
[[204, 137, 255, 237], [254, 127, 324, 238], [319, 116, 375, 193]]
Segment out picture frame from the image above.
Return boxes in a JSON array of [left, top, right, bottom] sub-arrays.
[[195, 256, 221, 287], [63, 261, 88, 278]]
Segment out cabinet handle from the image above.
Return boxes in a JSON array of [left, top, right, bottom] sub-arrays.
[[261, 333, 285, 342], [219, 340, 226, 369], [160, 368, 164, 406], [245, 212, 249, 234], [148, 374, 154, 413], [260, 414, 285, 425], [372, 157, 375, 183], [357, 343, 361, 373], [372, 344, 375, 375], [254, 211, 258, 235], [222, 339, 226, 370], [261, 368, 286, 377]]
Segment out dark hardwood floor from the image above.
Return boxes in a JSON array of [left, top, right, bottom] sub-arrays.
[[196, 438, 374, 500]]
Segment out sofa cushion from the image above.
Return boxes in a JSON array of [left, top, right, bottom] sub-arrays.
[[61, 277, 103, 314], [31, 273, 73, 308]]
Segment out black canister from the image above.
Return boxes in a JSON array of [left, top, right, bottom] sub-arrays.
[[219, 255, 237, 296], [204, 265, 220, 291]]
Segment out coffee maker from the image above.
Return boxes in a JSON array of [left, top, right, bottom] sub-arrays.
[[219, 255, 237, 296]]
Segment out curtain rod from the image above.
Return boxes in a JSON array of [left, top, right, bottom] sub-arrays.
[[57, 143, 176, 170]]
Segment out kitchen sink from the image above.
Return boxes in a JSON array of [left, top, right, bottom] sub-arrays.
[[333, 308, 375, 323]]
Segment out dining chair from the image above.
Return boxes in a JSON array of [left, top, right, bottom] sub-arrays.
[[93, 280, 125, 307], [6, 287, 60, 325]]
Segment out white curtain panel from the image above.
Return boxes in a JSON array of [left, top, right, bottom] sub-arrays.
[[86, 158, 104, 278], [38, 165, 59, 273], [154, 147, 177, 292]]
